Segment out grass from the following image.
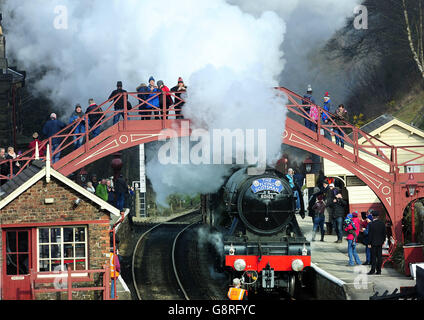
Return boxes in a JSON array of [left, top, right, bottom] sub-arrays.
[[391, 88, 424, 125]]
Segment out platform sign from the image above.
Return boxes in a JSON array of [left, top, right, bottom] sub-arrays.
[[306, 174, 315, 188]]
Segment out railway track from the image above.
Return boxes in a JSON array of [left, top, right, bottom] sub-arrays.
[[131, 211, 315, 300], [132, 211, 226, 300]]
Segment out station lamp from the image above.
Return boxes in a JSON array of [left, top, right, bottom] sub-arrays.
[[406, 173, 418, 197], [78, 167, 88, 185], [303, 157, 313, 173]]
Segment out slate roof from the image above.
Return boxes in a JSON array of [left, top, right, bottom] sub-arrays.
[[0, 160, 44, 201], [359, 114, 394, 134]]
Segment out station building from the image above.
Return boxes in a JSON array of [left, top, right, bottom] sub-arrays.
[[324, 114, 424, 214], [0, 159, 120, 300]]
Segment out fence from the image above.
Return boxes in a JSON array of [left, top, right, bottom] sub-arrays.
[[30, 264, 112, 300]]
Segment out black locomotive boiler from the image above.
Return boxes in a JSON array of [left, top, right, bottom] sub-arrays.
[[202, 167, 311, 296]]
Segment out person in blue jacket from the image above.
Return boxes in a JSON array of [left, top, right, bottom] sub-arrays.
[[68, 104, 86, 149], [321, 92, 333, 141], [42, 113, 66, 163], [147, 76, 160, 118]]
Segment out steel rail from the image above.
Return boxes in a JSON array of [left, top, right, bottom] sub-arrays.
[[131, 211, 200, 300], [171, 221, 200, 300]]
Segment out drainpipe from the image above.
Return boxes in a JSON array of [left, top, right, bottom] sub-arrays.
[[411, 199, 417, 243], [110, 210, 125, 299]]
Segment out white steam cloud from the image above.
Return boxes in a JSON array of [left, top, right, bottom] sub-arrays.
[[2, 0, 359, 205], [3, 0, 286, 205]]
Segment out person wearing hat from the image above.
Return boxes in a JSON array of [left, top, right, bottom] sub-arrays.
[[171, 77, 187, 119], [42, 112, 66, 163], [344, 211, 362, 266], [302, 85, 316, 131], [86, 98, 103, 138], [157, 80, 174, 117], [367, 211, 386, 275], [28, 132, 46, 157], [147, 76, 160, 118], [361, 212, 374, 265], [136, 83, 151, 120], [69, 104, 86, 149], [108, 81, 131, 125], [227, 278, 247, 300], [321, 92, 333, 141]]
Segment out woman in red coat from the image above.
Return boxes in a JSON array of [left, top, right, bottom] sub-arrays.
[[345, 211, 362, 266]]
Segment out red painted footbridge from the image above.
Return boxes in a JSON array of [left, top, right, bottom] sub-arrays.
[[1, 87, 424, 256]]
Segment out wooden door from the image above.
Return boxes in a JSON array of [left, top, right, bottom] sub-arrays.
[[2, 229, 33, 300]]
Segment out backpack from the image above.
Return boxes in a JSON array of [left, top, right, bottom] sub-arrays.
[[309, 105, 319, 121]]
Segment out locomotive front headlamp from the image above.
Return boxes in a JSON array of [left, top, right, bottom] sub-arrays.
[[234, 259, 246, 272], [291, 259, 304, 272]]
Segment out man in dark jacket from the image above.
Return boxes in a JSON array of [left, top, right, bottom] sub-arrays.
[[321, 92, 333, 141], [114, 174, 128, 211], [329, 190, 347, 243], [86, 99, 103, 137], [109, 81, 131, 125], [367, 211, 387, 275], [136, 83, 151, 120], [171, 77, 187, 119], [42, 113, 66, 163], [302, 85, 315, 131]]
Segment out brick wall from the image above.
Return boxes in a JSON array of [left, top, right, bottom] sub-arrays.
[[0, 176, 112, 300]]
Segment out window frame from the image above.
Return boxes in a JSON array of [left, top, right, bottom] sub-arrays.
[[36, 226, 88, 278]]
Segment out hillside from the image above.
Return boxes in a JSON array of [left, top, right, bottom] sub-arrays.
[[316, 0, 424, 128]]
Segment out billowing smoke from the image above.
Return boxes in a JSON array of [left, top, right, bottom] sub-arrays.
[[229, 0, 362, 102], [197, 225, 224, 257], [2, 0, 359, 206], [2, 0, 285, 111]]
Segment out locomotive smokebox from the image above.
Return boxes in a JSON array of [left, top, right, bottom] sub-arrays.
[[223, 168, 295, 235]]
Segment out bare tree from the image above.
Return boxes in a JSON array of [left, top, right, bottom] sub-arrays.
[[402, 0, 424, 78]]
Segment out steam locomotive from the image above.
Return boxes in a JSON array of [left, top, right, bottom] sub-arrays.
[[202, 167, 311, 296]]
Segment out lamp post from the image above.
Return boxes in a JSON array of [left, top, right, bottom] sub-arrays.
[[78, 167, 88, 186], [406, 173, 418, 243]]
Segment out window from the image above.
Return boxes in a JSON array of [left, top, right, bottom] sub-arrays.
[[38, 226, 87, 272], [6, 230, 30, 275]]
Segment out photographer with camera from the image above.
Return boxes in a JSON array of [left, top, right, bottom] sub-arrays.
[[330, 190, 347, 243]]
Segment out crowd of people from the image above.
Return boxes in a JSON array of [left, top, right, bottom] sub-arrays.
[[0, 76, 188, 177], [82, 173, 134, 212], [302, 85, 349, 148], [307, 177, 388, 274]]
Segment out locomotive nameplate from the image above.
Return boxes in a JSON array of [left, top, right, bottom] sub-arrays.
[[251, 178, 283, 194]]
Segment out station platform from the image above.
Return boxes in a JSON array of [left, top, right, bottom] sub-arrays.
[[297, 215, 416, 299]]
